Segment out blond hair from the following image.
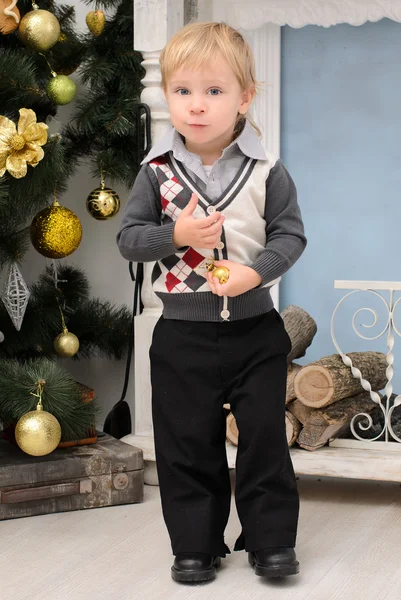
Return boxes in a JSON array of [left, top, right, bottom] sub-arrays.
[[160, 21, 262, 138]]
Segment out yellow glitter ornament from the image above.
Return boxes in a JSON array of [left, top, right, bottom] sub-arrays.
[[86, 176, 120, 220], [85, 10, 105, 36], [46, 73, 77, 105], [18, 7, 60, 52], [0, 108, 48, 179], [30, 197, 82, 258], [15, 381, 61, 456]]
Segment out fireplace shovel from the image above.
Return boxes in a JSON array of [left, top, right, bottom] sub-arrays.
[[103, 261, 144, 439]]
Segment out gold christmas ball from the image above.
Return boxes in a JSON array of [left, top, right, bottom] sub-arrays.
[[18, 8, 60, 52], [212, 266, 230, 284], [86, 186, 120, 220], [30, 200, 82, 258], [54, 328, 80, 357], [85, 10, 105, 36], [15, 404, 61, 456], [46, 74, 77, 105], [0, 0, 20, 35]]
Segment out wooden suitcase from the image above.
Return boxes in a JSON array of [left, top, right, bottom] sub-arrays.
[[0, 432, 144, 520]]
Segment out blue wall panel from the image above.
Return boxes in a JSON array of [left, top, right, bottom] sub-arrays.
[[280, 19, 401, 391]]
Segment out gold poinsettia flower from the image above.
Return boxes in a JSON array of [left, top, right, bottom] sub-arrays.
[[0, 108, 48, 179]]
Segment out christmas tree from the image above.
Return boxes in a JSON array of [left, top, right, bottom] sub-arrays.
[[0, 0, 142, 451], [66, 0, 145, 188]]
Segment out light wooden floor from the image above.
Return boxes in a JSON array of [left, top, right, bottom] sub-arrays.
[[2, 474, 401, 600]]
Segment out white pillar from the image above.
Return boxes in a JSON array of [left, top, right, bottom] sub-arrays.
[[121, 0, 184, 484], [238, 23, 281, 308]]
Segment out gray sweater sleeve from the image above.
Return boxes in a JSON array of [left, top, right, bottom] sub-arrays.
[[116, 164, 178, 262], [250, 159, 307, 285]]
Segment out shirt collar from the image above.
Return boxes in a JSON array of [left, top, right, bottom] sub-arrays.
[[233, 119, 268, 160], [141, 119, 268, 165]]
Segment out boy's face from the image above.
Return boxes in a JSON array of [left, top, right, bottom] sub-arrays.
[[164, 54, 254, 160]]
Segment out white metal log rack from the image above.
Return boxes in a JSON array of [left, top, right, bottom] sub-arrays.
[[330, 281, 401, 451]]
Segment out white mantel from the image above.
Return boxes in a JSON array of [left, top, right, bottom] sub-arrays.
[[212, 0, 401, 29], [122, 0, 401, 485]]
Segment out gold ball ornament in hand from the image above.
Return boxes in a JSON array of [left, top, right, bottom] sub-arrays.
[[86, 184, 120, 220], [53, 327, 80, 357], [46, 74, 77, 105], [30, 199, 82, 258], [18, 7, 60, 52], [15, 402, 61, 456], [212, 266, 230, 284], [85, 10, 105, 36]]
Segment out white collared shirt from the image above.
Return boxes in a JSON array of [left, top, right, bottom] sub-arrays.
[[141, 120, 267, 202]]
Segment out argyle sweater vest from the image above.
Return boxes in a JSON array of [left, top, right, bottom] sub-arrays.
[[147, 152, 278, 322]]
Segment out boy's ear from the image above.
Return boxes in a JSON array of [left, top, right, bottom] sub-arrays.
[[239, 87, 255, 114]]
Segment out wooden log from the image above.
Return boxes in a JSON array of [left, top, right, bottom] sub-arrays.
[[225, 411, 300, 447], [293, 351, 387, 408], [308, 392, 380, 426], [286, 411, 301, 446], [287, 391, 380, 427], [286, 363, 302, 404], [226, 413, 239, 446], [280, 305, 317, 365], [290, 391, 381, 451], [297, 422, 348, 451], [286, 399, 314, 426]]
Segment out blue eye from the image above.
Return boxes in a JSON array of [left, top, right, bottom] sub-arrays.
[[176, 88, 189, 95], [208, 88, 221, 95]]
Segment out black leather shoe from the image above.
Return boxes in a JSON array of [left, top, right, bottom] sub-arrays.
[[171, 553, 221, 583], [248, 548, 299, 577]]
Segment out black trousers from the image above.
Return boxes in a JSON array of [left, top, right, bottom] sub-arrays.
[[150, 309, 299, 558]]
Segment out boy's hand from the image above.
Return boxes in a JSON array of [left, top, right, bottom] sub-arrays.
[[205, 260, 262, 297], [173, 193, 225, 249]]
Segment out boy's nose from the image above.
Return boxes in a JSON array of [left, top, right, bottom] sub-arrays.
[[190, 106, 205, 114], [189, 97, 206, 113]]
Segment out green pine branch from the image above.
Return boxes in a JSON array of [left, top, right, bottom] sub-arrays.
[[67, 298, 132, 360], [36, 264, 91, 307], [49, 5, 88, 76], [65, 0, 145, 187], [0, 50, 53, 118], [0, 265, 131, 361]]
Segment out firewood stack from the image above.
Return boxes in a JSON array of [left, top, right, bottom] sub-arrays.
[[225, 305, 388, 451]]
